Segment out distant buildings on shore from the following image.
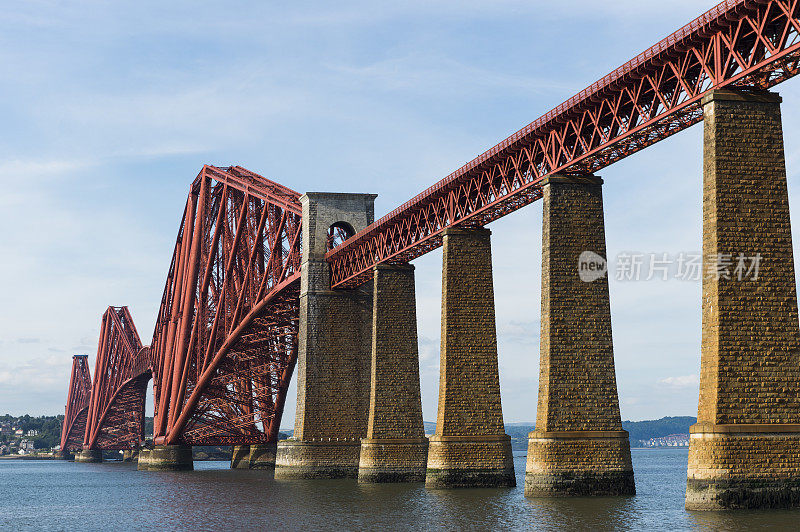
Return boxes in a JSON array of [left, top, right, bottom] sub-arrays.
[[0, 417, 56, 456], [640, 434, 689, 447], [18, 439, 35, 454]]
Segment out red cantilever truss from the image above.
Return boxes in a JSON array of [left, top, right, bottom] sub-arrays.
[[83, 306, 151, 450], [60, 355, 92, 452], [327, 0, 800, 288], [151, 165, 302, 446]]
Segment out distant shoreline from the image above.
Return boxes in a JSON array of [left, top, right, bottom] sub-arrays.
[[0, 455, 58, 460]]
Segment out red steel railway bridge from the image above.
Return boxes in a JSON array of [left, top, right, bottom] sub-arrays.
[[61, 0, 800, 510]]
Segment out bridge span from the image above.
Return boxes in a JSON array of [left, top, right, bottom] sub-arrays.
[[61, 0, 800, 510]]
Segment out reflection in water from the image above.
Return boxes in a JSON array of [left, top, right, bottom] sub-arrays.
[[523, 495, 638, 531], [1, 450, 799, 530], [688, 509, 800, 532]]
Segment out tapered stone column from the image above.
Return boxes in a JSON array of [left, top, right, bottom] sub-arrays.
[[425, 227, 515, 489], [686, 90, 800, 510], [358, 264, 428, 483], [75, 449, 103, 463], [525, 175, 634, 497], [275, 193, 376, 479], [230, 445, 250, 469]]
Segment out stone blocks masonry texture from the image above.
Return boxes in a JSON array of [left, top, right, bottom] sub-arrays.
[[525, 174, 634, 497], [230, 445, 250, 469], [425, 227, 515, 489], [686, 89, 800, 510], [275, 193, 376, 480], [139, 444, 193, 471], [358, 263, 428, 483]]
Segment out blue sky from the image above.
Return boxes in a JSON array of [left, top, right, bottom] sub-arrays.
[[2, 0, 799, 424]]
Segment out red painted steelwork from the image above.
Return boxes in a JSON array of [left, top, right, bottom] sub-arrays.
[[327, 0, 800, 288], [151, 166, 301, 446], [59, 355, 92, 452], [83, 307, 151, 450]]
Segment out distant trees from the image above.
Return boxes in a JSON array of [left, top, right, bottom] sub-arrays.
[[0, 414, 64, 450], [622, 416, 696, 445]]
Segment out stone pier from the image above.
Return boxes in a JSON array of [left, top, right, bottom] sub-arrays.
[[137, 448, 151, 470], [275, 193, 376, 479], [122, 449, 138, 462], [230, 445, 250, 469], [525, 175, 634, 497], [425, 227, 515, 489], [358, 264, 428, 483], [249, 443, 277, 469], [686, 90, 800, 510], [138, 444, 193, 471], [75, 449, 103, 463]]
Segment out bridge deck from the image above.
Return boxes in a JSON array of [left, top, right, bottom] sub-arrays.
[[326, 0, 800, 288]]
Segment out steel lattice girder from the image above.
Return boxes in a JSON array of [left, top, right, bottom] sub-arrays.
[[92, 372, 151, 450], [326, 0, 800, 288], [150, 166, 302, 447], [59, 355, 92, 452], [83, 306, 149, 450]]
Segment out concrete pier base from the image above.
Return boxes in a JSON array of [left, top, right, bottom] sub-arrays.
[[122, 449, 138, 462], [249, 443, 277, 469], [525, 431, 635, 497], [275, 439, 361, 479], [138, 444, 193, 471], [137, 448, 152, 470], [686, 425, 800, 510], [230, 445, 250, 469], [75, 449, 102, 463], [358, 439, 428, 483], [54, 450, 74, 460], [425, 435, 515, 489]]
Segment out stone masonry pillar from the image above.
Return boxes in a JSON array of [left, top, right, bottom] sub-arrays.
[[230, 445, 250, 469], [137, 448, 152, 470], [358, 264, 428, 483], [75, 449, 103, 463], [249, 443, 277, 469], [275, 193, 376, 479], [122, 449, 138, 462], [139, 444, 193, 471], [425, 227, 515, 489], [686, 90, 800, 510], [525, 175, 634, 497]]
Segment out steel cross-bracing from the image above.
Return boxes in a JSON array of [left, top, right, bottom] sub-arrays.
[[327, 0, 800, 288], [59, 355, 92, 452], [151, 166, 302, 447], [83, 306, 151, 450]]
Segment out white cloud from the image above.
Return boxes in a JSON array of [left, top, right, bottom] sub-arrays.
[[0, 159, 89, 177], [659, 374, 700, 387]]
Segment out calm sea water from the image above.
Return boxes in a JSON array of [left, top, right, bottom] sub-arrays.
[[1, 449, 799, 530]]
